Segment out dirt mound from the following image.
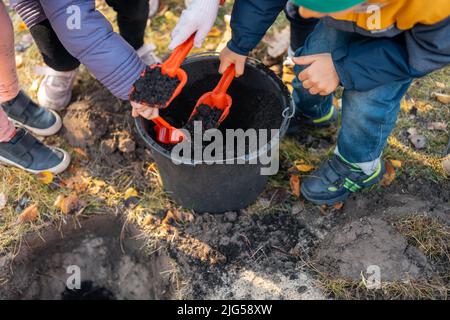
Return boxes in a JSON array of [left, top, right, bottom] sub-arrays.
[[0, 215, 174, 300], [315, 217, 434, 281]]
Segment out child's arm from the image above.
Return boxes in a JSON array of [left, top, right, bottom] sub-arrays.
[[37, 0, 146, 101], [332, 18, 450, 91], [219, 0, 288, 75]]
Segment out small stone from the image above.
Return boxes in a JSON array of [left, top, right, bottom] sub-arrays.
[[118, 136, 136, 153], [100, 138, 117, 154]]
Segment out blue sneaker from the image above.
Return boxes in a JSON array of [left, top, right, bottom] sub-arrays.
[[1, 91, 62, 137], [287, 104, 338, 135], [0, 128, 70, 174], [301, 155, 386, 205]]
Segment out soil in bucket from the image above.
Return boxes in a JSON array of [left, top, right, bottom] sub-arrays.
[[0, 215, 174, 300], [130, 66, 180, 108], [154, 74, 283, 153]]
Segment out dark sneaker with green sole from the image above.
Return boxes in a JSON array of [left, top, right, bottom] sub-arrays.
[[1, 91, 62, 137], [0, 128, 70, 174], [301, 155, 386, 205], [287, 104, 338, 135]]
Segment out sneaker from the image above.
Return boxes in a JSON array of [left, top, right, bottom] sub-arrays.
[[36, 66, 77, 111], [301, 155, 386, 205], [148, 0, 160, 18], [1, 91, 62, 137], [0, 128, 70, 174], [137, 44, 161, 66], [287, 104, 338, 135]]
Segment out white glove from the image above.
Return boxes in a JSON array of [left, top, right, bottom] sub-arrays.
[[169, 0, 220, 50]]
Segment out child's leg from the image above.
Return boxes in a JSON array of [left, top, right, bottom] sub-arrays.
[[337, 79, 412, 174], [284, 1, 318, 55], [106, 0, 150, 50], [30, 19, 81, 72], [0, 2, 20, 103], [292, 21, 354, 121]]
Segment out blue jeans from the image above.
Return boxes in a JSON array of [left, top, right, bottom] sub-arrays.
[[292, 22, 412, 172]]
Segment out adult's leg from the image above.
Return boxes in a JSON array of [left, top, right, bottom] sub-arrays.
[[106, 0, 149, 50]]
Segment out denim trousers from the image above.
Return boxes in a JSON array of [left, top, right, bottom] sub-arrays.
[[292, 21, 412, 173]]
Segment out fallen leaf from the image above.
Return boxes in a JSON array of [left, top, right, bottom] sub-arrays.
[[290, 175, 301, 197], [17, 204, 39, 224], [17, 22, 28, 31], [89, 179, 106, 195], [0, 193, 7, 210], [409, 134, 427, 149], [400, 97, 415, 113], [207, 26, 222, 37], [435, 81, 446, 89], [443, 157, 450, 175], [389, 159, 403, 169], [333, 202, 344, 210], [73, 147, 88, 159], [36, 171, 54, 184], [381, 162, 396, 187], [432, 92, 450, 104], [53, 195, 64, 208], [15, 55, 23, 68], [124, 187, 138, 200], [427, 122, 447, 131], [295, 164, 315, 173], [63, 174, 89, 192], [162, 209, 193, 225], [407, 127, 419, 136], [59, 194, 82, 215]]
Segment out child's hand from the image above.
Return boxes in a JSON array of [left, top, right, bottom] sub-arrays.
[[293, 54, 340, 96], [219, 47, 247, 77], [169, 0, 221, 50], [130, 101, 159, 120]]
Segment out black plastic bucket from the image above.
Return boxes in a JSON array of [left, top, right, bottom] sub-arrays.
[[136, 53, 293, 213]]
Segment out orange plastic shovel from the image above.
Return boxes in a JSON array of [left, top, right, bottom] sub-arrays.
[[152, 34, 195, 108], [152, 116, 185, 144], [147, 35, 194, 144], [189, 64, 236, 125]]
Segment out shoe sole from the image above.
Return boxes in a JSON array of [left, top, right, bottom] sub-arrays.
[[9, 109, 63, 137], [0, 148, 71, 175]]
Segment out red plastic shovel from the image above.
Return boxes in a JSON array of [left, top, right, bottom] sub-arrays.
[[152, 116, 185, 144], [189, 64, 236, 125], [145, 35, 195, 144]]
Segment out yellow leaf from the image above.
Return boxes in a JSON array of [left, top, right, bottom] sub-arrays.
[[296, 164, 315, 172], [53, 195, 64, 208], [389, 159, 402, 169], [290, 175, 301, 197], [432, 92, 450, 104], [59, 194, 81, 215], [124, 187, 138, 200], [17, 204, 39, 224], [17, 22, 28, 31], [15, 55, 23, 68], [381, 162, 396, 187], [207, 27, 222, 37], [36, 171, 54, 185]]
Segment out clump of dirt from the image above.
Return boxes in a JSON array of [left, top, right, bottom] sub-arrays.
[[184, 104, 224, 134], [130, 66, 180, 109], [0, 215, 174, 300]]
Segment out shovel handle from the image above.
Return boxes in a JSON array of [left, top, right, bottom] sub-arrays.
[[161, 34, 195, 78], [152, 116, 173, 129], [213, 64, 236, 96]]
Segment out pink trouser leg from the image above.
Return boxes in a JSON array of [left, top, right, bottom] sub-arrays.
[[0, 1, 18, 142]]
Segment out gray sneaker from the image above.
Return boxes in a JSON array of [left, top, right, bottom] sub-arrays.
[[0, 128, 70, 174], [36, 66, 77, 111]]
